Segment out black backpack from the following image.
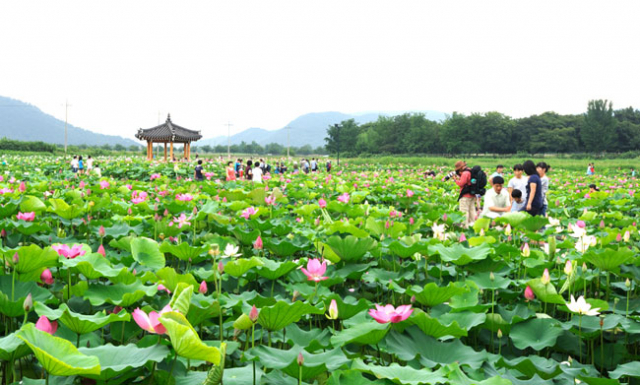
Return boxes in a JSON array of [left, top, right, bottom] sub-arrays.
[[458, 166, 487, 199]]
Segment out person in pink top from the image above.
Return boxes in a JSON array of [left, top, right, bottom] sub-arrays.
[[226, 161, 236, 181], [452, 160, 476, 228]]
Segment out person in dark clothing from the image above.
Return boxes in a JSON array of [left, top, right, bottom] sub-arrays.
[[194, 160, 204, 181], [245, 160, 253, 181], [523, 160, 543, 216]]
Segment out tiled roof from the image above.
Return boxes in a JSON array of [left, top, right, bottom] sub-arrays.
[[135, 114, 202, 142]]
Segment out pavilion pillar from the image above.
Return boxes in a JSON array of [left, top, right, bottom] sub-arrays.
[[164, 143, 167, 161], [149, 140, 153, 161], [170, 142, 174, 161], [146, 141, 150, 160], [187, 143, 191, 161]]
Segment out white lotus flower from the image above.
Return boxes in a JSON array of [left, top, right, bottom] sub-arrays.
[[566, 295, 600, 316], [222, 244, 241, 258], [432, 222, 446, 241], [570, 226, 587, 238], [548, 217, 560, 227], [575, 235, 596, 253]]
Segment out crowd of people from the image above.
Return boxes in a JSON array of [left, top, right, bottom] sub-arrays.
[[450, 160, 551, 228], [69, 155, 101, 177], [221, 157, 332, 183]]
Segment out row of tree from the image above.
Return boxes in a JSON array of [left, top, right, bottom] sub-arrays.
[[324, 100, 640, 156], [0, 137, 56, 153], [194, 142, 327, 156]]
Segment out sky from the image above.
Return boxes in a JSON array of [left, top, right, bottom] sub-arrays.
[[1, 1, 639, 141]]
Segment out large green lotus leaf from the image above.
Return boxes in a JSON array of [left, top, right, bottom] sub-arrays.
[[495, 212, 528, 228], [244, 346, 349, 381], [405, 310, 467, 339], [350, 358, 448, 385], [496, 355, 563, 380], [468, 272, 512, 290], [131, 237, 165, 270], [293, 203, 319, 217], [264, 237, 308, 257], [156, 267, 199, 292], [433, 310, 487, 331], [520, 216, 549, 232], [331, 321, 389, 346], [327, 369, 388, 385], [34, 302, 130, 335], [12, 221, 52, 236], [17, 323, 101, 376], [187, 294, 221, 326], [387, 235, 429, 258], [158, 311, 223, 364], [11, 244, 59, 281], [284, 323, 331, 352], [169, 283, 193, 315], [322, 294, 372, 320], [61, 253, 130, 281], [79, 343, 170, 381], [231, 227, 261, 246], [101, 223, 143, 239], [582, 248, 634, 272], [0, 332, 30, 361], [256, 258, 298, 280], [408, 282, 467, 308], [385, 327, 488, 370], [526, 278, 565, 305], [82, 281, 158, 307], [0, 275, 52, 317], [431, 243, 491, 265], [446, 362, 513, 385], [257, 301, 323, 331], [159, 241, 208, 262], [327, 220, 370, 238], [20, 195, 46, 213], [49, 198, 85, 220], [224, 257, 263, 278], [609, 361, 640, 379], [109, 235, 134, 252], [325, 235, 377, 262], [510, 318, 563, 351], [0, 200, 19, 219]]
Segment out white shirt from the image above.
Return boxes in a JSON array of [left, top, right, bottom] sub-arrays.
[[86, 158, 94, 169], [481, 188, 510, 219], [71, 159, 79, 168], [508, 176, 528, 202], [252, 167, 263, 182]]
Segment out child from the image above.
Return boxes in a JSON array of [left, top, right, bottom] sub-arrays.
[[507, 164, 528, 206], [71, 156, 79, 173], [93, 163, 102, 177], [536, 162, 550, 217], [86, 156, 93, 173], [194, 160, 204, 181], [589, 184, 599, 193], [226, 161, 236, 181], [78, 156, 84, 175], [252, 161, 263, 183], [511, 189, 525, 212]]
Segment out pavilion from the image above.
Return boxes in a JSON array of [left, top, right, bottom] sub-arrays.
[[135, 114, 202, 161]]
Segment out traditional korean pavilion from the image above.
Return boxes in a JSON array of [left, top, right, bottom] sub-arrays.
[[135, 114, 202, 161]]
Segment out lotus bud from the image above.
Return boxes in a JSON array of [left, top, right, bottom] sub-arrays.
[[0, 228, 6, 237], [576, 220, 586, 228], [253, 236, 263, 250], [233, 328, 242, 340], [564, 260, 573, 275], [97, 245, 106, 257], [409, 217, 414, 225], [616, 233, 622, 242], [541, 268, 551, 285], [624, 230, 630, 242], [599, 220, 605, 229], [326, 299, 339, 320], [250, 305, 259, 323], [522, 243, 530, 257], [459, 233, 467, 242], [505, 224, 512, 236], [614, 297, 620, 306], [599, 317, 604, 328], [99, 225, 106, 238], [297, 352, 304, 366], [12, 253, 19, 264], [127, 208, 132, 215], [490, 272, 495, 281], [443, 214, 447, 222], [41, 269, 54, 285], [292, 290, 300, 302], [568, 356, 573, 365], [479, 228, 485, 237], [625, 278, 631, 288], [497, 329, 503, 339], [199, 280, 208, 294], [524, 286, 535, 301], [582, 262, 588, 273], [217, 261, 224, 275], [23, 293, 33, 312]]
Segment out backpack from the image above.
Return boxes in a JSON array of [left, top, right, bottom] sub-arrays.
[[458, 166, 487, 200]]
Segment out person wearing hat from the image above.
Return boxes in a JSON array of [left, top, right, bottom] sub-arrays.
[[452, 160, 476, 227], [481, 176, 510, 219]]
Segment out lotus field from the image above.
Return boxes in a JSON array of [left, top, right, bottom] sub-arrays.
[[2, 156, 640, 385]]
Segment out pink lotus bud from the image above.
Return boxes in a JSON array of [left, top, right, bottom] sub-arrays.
[[541, 268, 551, 285], [599, 220, 605, 228], [409, 217, 414, 225], [0, 229, 5, 237], [410, 295, 416, 303], [99, 225, 106, 238], [524, 286, 535, 301], [297, 352, 304, 366], [19, 181, 26, 192], [35, 316, 58, 335], [522, 243, 530, 257], [218, 261, 224, 274], [576, 220, 586, 228], [199, 280, 208, 294], [97, 245, 106, 257], [564, 260, 573, 275], [23, 293, 33, 312], [12, 253, 19, 264], [157, 284, 171, 294], [616, 233, 622, 242], [41, 269, 54, 285], [497, 329, 503, 339], [443, 214, 447, 222], [459, 233, 467, 242], [249, 305, 259, 322]]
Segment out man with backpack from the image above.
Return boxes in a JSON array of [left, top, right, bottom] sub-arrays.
[[452, 160, 487, 228]]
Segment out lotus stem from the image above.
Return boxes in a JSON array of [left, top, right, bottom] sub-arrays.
[[578, 314, 583, 363], [626, 286, 631, 318], [252, 323, 256, 385], [11, 268, 15, 302]]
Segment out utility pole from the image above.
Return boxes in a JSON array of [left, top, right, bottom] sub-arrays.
[[286, 126, 291, 158], [225, 122, 233, 159], [63, 100, 71, 155]]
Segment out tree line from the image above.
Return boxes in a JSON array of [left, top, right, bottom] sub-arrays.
[[325, 100, 640, 157], [194, 142, 327, 156]]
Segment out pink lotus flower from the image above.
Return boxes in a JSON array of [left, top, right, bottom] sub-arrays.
[[406, 189, 414, 198], [17, 212, 35, 221], [132, 305, 172, 334], [241, 207, 258, 219], [176, 193, 194, 202], [265, 196, 276, 206], [97, 244, 106, 257], [576, 220, 586, 228], [318, 198, 327, 208], [131, 191, 148, 204], [99, 180, 110, 189], [337, 193, 350, 203], [301, 259, 328, 282], [205, 172, 215, 180], [199, 280, 208, 294], [0, 188, 14, 194], [169, 213, 192, 229], [524, 286, 535, 301], [150, 173, 161, 181], [35, 316, 58, 335], [157, 284, 171, 294], [253, 235, 263, 250], [19, 181, 26, 193], [41, 269, 54, 285], [368, 304, 413, 324], [52, 244, 86, 259]]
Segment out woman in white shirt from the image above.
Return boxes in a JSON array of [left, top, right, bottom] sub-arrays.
[[252, 161, 263, 183]]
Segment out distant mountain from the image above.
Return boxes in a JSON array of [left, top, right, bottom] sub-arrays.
[[0, 96, 140, 147], [197, 110, 447, 148]]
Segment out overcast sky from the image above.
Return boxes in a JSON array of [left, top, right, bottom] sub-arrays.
[[1, 1, 639, 141]]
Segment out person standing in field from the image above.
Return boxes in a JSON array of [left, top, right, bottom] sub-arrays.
[[536, 162, 550, 217], [452, 160, 475, 228], [244, 160, 253, 181], [78, 156, 84, 175], [194, 159, 204, 181], [86, 156, 93, 173], [326, 160, 332, 173], [507, 164, 528, 206], [71, 156, 79, 173], [226, 161, 236, 181], [523, 160, 543, 216], [252, 161, 263, 183], [489, 164, 504, 186]]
